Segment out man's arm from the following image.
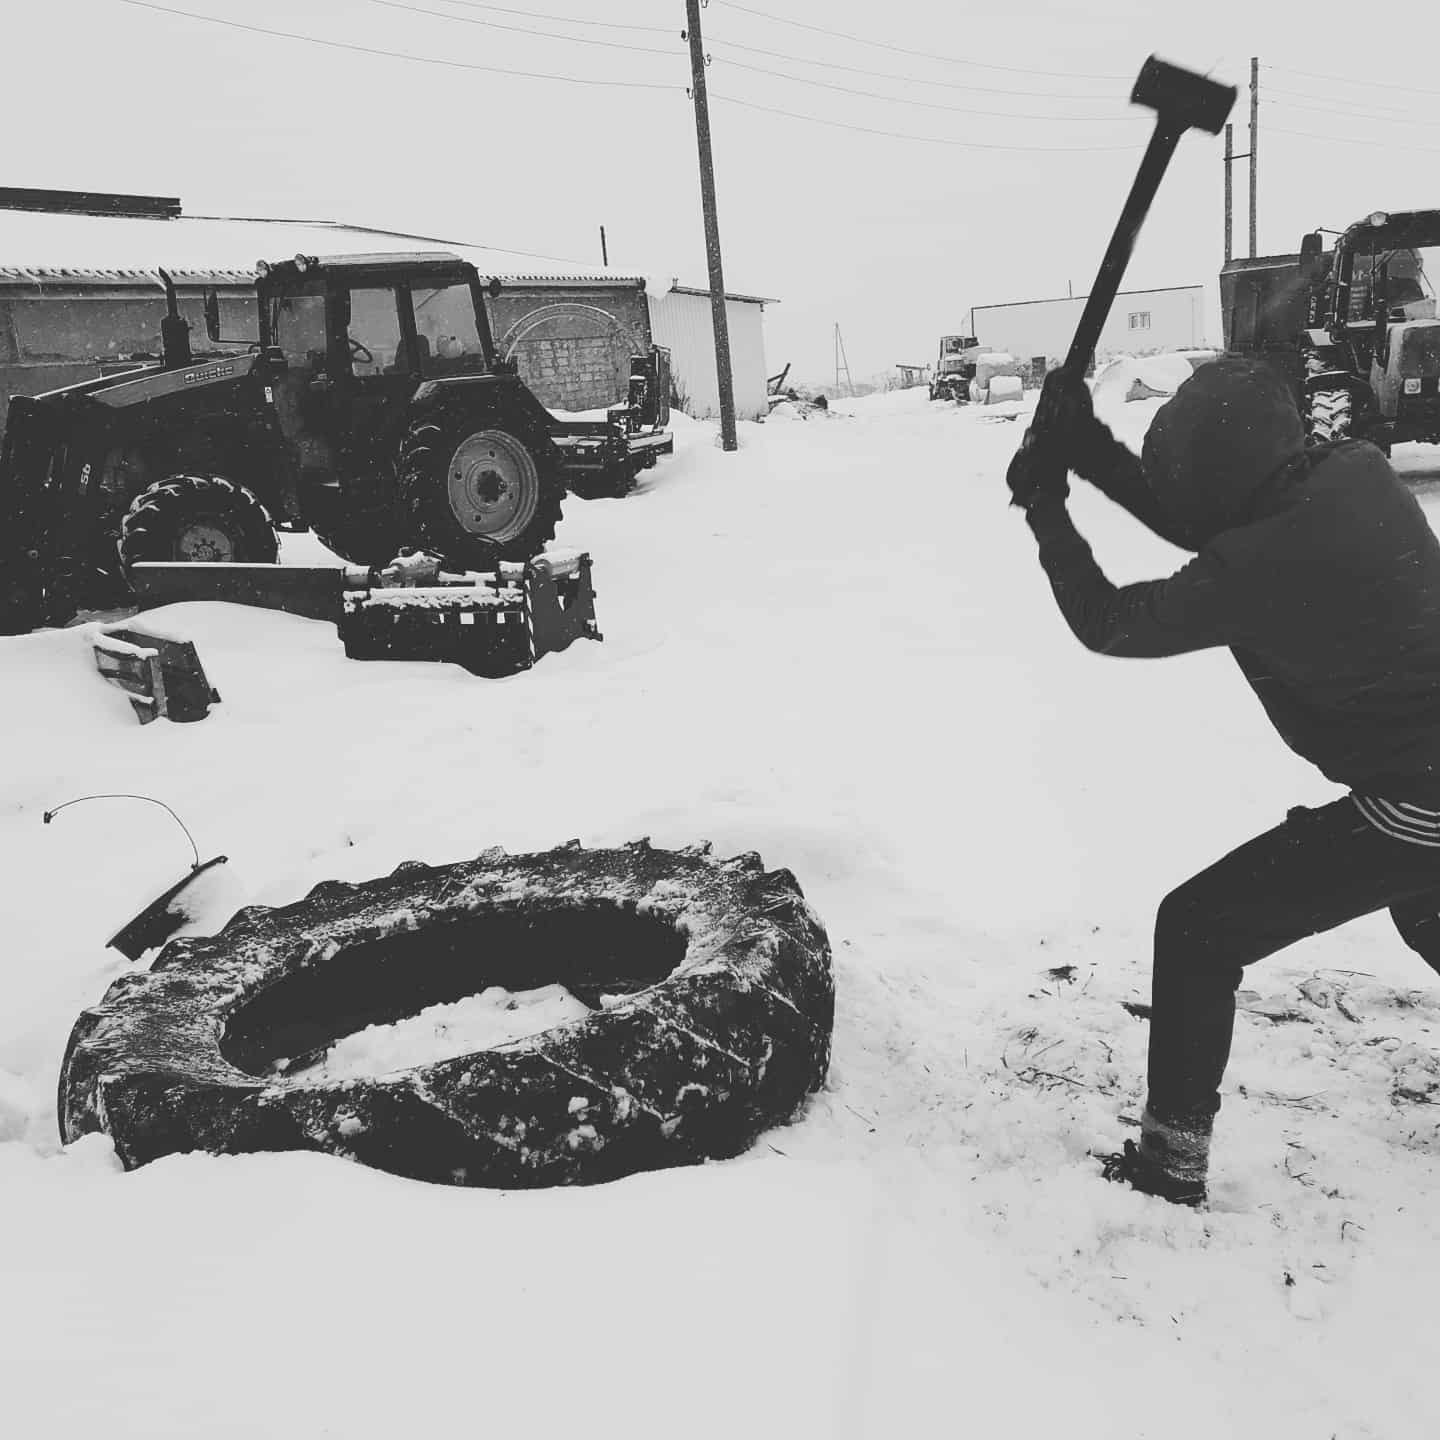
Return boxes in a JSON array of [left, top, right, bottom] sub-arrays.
[[1024, 499, 1241, 658], [1029, 369, 1196, 551], [1070, 428, 1197, 553]]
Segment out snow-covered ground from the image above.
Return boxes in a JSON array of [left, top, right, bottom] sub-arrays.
[[4, 391, 1440, 1438]]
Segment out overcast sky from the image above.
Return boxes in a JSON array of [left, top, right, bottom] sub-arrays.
[[16, 0, 1440, 384]]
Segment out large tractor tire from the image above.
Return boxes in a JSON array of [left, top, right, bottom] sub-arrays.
[[1306, 388, 1353, 445], [58, 841, 834, 1188], [309, 504, 406, 567], [397, 415, 563, 569], [118, 474, 278, 571]]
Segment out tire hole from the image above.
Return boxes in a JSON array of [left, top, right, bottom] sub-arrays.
[[219, 903, 686, 1077]]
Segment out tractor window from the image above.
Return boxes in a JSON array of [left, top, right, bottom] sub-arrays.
[[346, 287, 404, 377], [271, 294, 328, 367], [411, 283, 485, 375]]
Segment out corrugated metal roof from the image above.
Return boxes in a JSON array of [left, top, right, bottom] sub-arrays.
[[0, 264, 255, 288], [0, 209, 779, 302], [0, 210, 649, 289], [668, 283, 779, 306]]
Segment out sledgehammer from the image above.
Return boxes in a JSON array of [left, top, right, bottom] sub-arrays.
[[1023, 57, 1235, 441]]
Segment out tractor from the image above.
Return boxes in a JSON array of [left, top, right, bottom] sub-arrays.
[[0, 251, 672, 632], [1222, 209, 1440, 453]]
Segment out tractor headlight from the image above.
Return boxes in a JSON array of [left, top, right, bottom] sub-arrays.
[[1405, 377, 1422, 394]]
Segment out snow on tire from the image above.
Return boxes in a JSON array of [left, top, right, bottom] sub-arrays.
[[59, 841, 833, 1187]]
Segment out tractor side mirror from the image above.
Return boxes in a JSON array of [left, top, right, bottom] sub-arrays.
[[1299, 231, 1324, 282], [203, 288, 221, 342]]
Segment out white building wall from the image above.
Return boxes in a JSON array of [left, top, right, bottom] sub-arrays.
[[647, 289, 769, 422], [970, 286, 1207, 367]]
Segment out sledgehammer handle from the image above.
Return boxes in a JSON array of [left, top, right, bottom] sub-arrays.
[[1061, 123, 1185, 377]]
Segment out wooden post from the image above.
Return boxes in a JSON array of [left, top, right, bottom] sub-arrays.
[[684, 0, 737, 451], [1224, 123, 1233, 264], [1249, 57, 1259, 257]]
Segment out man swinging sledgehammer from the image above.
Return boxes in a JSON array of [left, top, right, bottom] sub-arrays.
[[1008, 358, 1440, 1206]]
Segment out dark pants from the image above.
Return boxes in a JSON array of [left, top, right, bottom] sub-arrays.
[[1147, 798, 1440, 1124]]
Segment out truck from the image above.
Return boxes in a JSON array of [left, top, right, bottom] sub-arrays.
[[0, 250, 673, 632], [929, 335, 982, 402]]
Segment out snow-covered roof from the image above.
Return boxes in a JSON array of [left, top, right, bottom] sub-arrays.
[[0, 209, 649, 291]]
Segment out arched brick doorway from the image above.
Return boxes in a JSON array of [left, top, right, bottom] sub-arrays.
[[499, 303, 646, 413]]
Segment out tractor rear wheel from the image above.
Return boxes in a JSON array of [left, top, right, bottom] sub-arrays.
[[309, 503, 406, 567], [118, 474, 278, 571], [1306, 388, 1353, 445], [397, 416, 562, 569]]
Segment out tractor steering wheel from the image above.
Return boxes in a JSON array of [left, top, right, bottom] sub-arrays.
[[348, 336, 374, 366]]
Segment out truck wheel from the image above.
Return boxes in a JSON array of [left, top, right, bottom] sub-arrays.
[[398, 418, 562, 568], [58, 841, 834, 1188], [1306, 388, 1352, 445], [118, 474, 278, 570]]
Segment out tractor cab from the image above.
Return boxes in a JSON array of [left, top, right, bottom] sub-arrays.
[[239, 254, 500, 506], [1302, 211, 1440, 448]]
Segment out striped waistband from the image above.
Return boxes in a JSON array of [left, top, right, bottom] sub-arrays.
[[1351, 792, 1440, 848]]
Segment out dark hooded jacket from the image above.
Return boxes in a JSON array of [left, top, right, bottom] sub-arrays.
[[1026, 356, 1440, 804]]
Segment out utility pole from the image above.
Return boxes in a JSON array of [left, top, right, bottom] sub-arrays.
[[1249, 56, 1259, 257], [1224, 123, 1233, 263], [599, 225, 608, 268], [1223, 119, 1252, 266], [834, 324, 853, 397], [684, 0, 737, 451]]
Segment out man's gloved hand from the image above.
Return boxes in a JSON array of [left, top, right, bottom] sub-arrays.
[[1030, 367, 1112, 471], [1006, 430, 1070, 512]]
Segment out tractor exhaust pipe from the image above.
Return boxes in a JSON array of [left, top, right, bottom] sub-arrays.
[[158, 268, 192, 370]]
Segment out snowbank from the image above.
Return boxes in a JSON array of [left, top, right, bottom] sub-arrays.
[[1093, 352, 1199, 407], [5, 400, 1440, 1437]]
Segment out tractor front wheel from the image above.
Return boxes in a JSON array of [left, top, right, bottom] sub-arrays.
[[118, 474, 278, 572], [1306, 388, 1353, 445], [397, 416, 562, 569]]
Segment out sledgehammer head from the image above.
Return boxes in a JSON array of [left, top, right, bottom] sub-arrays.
[[1131, 56, 1235, 136]]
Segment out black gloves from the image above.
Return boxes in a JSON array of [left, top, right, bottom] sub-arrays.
[[1008, 368, 1114, 512], [1006, 432, 1069, 512]]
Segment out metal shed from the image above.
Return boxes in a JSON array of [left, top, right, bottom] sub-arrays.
[[648, 286, 775, 423]]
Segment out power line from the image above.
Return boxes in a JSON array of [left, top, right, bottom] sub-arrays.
[[713, 0, 1129, 81], [370, 0, 680, 58], [1267, 123, 1440, 157], [710, 92, 1145, 151], [432, 0, 675, 33], [706, 33, 1124, 100], [1264, 94, 1440, 131], [717, 55, 1146, 123], [1265, 61, 1440, 100], [1263, 82, 1423, 118], [116, 0, 681, 88]]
